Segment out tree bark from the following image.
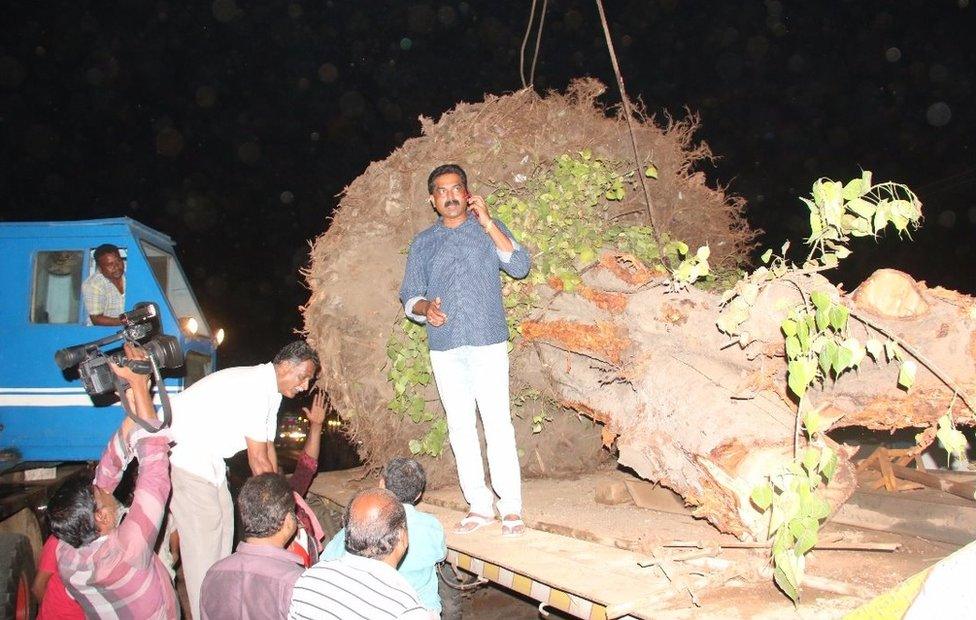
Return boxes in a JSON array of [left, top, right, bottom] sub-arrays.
[[520, 257, 975, 539]]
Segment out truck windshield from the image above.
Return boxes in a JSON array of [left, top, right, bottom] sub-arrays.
[[140, 241, 211, 337]]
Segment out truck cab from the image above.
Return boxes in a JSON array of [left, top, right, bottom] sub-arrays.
[[0, 217, 220, 463]]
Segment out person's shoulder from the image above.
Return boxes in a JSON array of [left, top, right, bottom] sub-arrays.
[[411, 223, 443, 245], [204, 550, 243, 573], [417, 510, 444, 533], [81, 271, 100, 287]]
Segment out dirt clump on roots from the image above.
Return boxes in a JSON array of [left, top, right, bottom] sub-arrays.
[[302, 79, 755, 487]]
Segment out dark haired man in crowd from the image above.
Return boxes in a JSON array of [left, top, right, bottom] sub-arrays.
[[289, 488, 435, 620], [199, 473, 304, 619], [169, 340, 319, 619], [81, 243, 125, 326], [47, 344, 177, 618], [322, 458, 446, 614], [400, 163, 531, 536]]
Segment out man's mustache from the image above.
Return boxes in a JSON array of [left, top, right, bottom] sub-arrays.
[[444, 199, 461, 208]]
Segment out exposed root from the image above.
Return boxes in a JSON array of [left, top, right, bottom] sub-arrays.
[[521, 320, 630, 365], [598, 252, 665, 287], [579, 285, 629, 313]]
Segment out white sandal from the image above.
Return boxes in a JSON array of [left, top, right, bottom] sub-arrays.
[[455, 512, 495, 534], [501, 514, 525, 537]]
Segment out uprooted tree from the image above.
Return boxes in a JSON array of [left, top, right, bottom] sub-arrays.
[[302, 81, 976, 567]]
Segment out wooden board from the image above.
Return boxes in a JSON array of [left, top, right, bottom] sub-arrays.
[[832, 488, 976, 546]]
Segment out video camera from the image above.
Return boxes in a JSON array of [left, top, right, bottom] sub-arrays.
[[54, 302, 184, 396]]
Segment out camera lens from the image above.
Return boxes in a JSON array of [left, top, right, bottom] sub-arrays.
[[146, 335, 184, 369], [54, 345, 88, 370]]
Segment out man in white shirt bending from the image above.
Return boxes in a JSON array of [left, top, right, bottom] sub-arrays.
[[169, 340, 319, 620]]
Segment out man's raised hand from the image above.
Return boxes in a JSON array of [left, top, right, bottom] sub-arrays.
[[466, 194, 491, 227], [302, 390, 327, 427], [109, 343, 150, 391]]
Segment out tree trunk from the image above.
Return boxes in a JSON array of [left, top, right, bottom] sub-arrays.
[[519, 258, 975, 540]]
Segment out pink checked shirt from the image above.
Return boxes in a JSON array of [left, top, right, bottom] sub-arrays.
[[57, 428, 178, 619]]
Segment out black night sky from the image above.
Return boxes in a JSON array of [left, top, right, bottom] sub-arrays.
[[2, 1, 974, 366]]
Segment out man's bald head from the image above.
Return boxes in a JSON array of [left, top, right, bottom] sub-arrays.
[[343, 488, 407, 562]]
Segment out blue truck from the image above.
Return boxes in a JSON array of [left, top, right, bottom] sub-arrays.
[[0, 218, 221, 617]]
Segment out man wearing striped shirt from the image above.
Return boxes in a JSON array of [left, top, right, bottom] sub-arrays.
[[81, 244, 126, 326], [288, 488, 435, 620], [47, 344, 178, 619]]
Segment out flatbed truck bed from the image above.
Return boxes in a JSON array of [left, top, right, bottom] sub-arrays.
[[308, 466, 961, 618]]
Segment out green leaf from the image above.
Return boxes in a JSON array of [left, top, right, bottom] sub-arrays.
[[761, 248, 773, 264], [695, 245, 711, 261], [579, 246, 597, 265], [803, 409, 824, 436], [785, 335, 801, 359], [408, 439, 422, 454], [831, 344, 854, 375], [810, 291, 831, 311], [751, 484, 774, 512], [796, 318, 810, 350], [898, 359, 917, 390], [787, 359, 816, 399], [820, 450, 838, 483], [818, 346, 832, 376], [802, 447, 820, 475], [936, 414, 969, 457], [865, 338, 884, 361], [842, 178, 863, 201], [815, 308, 829, 332], [773, 550, 801, 604], [829, 305, 849, 331], [793, 522, 819, 556], [781, 318, 798, 337], [885, 341, 903, 362], [644, 164, 658, 179], [842, 338, 865, 368], [846, 197, 875, 218], [817, 447, 835, 478]]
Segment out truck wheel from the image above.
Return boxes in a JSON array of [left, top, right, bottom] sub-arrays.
[[0, 533, 36, 620]]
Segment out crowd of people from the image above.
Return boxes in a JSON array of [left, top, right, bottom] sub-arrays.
[[38, 163, 530, 619]]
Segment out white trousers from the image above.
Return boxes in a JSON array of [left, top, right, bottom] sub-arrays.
[[170, 467, 234, 620], [429, 342, 522, 516]]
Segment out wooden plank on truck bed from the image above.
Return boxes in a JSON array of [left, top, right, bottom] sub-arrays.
[[832, 487, 976, 546]]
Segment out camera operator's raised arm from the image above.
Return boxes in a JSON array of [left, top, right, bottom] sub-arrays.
[[111, 344, 159, 443]]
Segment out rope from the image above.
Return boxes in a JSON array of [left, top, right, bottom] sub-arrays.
[[529, 0, 548, 87], [519, 0, 539, 88], [594, 0, 671, 270]]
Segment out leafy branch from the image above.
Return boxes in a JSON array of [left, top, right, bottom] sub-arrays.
[[719, 172, 971, 603]]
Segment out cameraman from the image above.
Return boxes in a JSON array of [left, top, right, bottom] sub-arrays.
[[47, 344, 178, 619], [168, 340, 319, 619]]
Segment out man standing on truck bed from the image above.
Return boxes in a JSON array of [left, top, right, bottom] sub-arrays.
[[399, 164, 531, 537], [81, 243, 126, 326], [168, 340, 319, 620]]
